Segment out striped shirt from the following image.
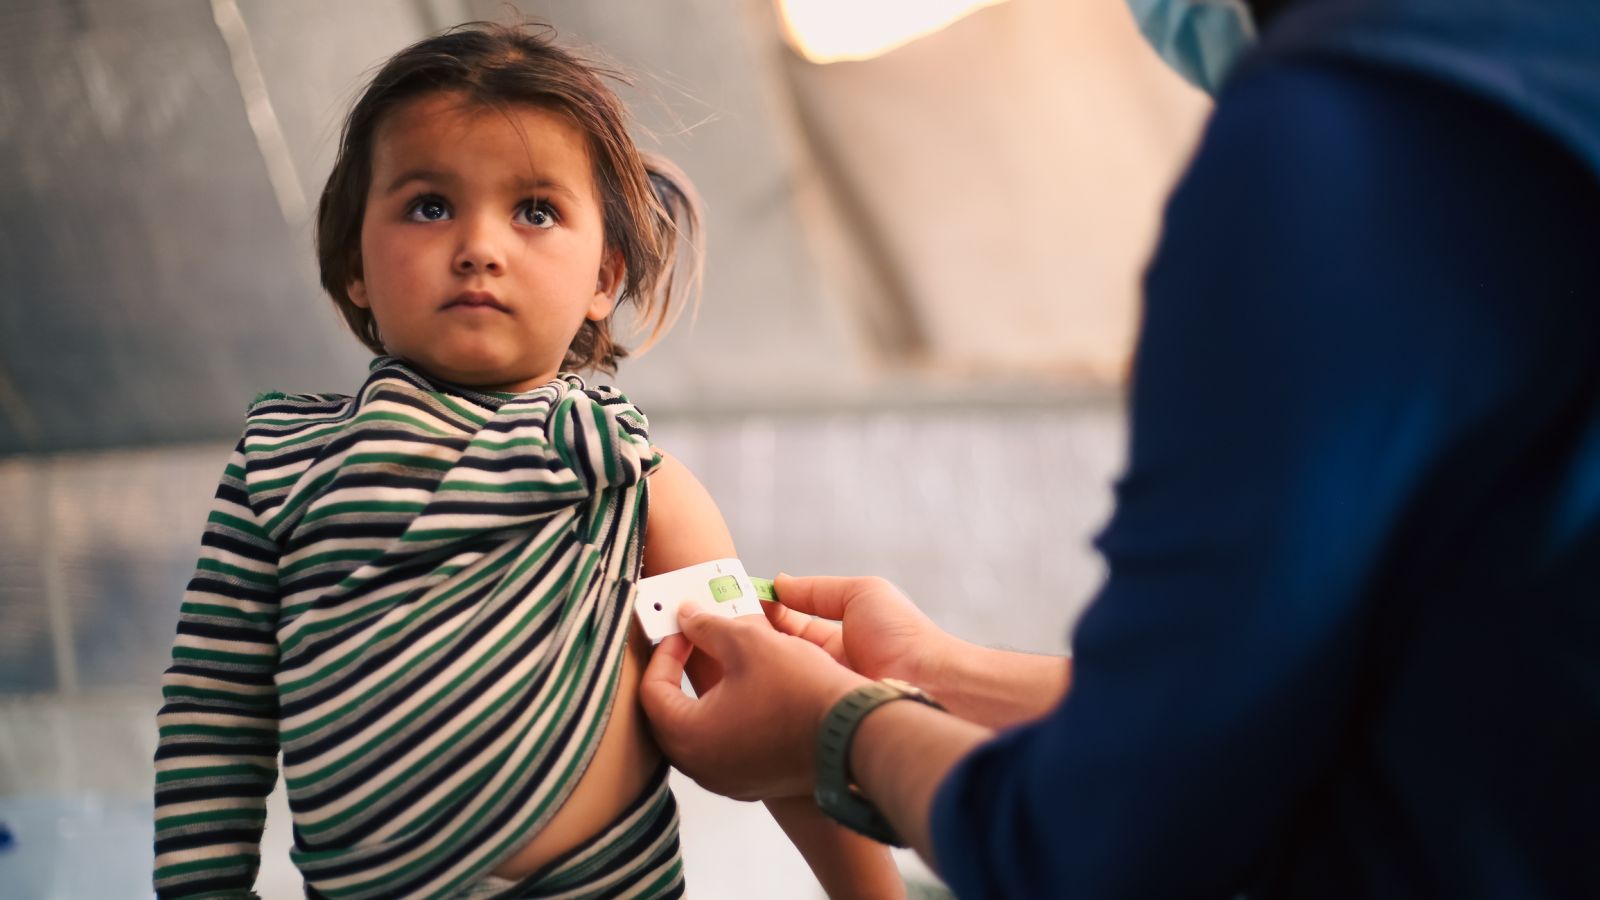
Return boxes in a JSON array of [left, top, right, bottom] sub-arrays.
[[153, 357, 668, 899]]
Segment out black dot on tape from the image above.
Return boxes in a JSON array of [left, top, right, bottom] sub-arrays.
[[653, 602, 663, 611]]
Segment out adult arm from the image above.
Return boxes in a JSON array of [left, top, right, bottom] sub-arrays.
[[646, 59, 1588, 897], [929, 61, 1586, 896], [153, 439, 281, 899], [644, 453, 905, 899], [767, 575, 1071, 729]]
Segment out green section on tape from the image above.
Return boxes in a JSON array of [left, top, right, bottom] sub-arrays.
[[702, 573, 776, 604], [708, 575, 742, 603]]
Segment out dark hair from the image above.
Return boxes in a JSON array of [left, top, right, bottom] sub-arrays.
[[316, 21, 702, 373]]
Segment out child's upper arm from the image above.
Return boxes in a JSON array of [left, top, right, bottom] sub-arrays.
[[643, 449, 736, 576], [642, 451, 903, 889]]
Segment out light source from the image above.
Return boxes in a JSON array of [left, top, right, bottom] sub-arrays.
[[775, 0, 1011, 64]]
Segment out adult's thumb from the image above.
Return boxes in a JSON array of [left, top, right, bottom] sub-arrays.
[[773, 574, 858, 621], [639, 635, 696, 736], [676, 602, 745, 663]]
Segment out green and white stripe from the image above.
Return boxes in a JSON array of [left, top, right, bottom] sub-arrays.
[[155, 357, 678, 899], [492, 768, 683, 898]]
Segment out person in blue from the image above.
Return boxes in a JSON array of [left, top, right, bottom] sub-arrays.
[[641, 0, 1600, 896]]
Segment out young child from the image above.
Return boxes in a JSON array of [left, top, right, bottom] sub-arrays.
[[152, 22, 898, 900]]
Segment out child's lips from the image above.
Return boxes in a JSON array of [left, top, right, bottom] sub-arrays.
[[443, 291, 510, 313]]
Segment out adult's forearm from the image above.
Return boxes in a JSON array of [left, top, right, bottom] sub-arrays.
[[764, 797, 905, 899], [849, 700, 993, 873], [922, 643, 1070, 729]]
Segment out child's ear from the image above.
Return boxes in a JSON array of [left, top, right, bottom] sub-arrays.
[[587, 247, 622, 321], [346, 254, 370, 309], [348, 279, 370, 309]]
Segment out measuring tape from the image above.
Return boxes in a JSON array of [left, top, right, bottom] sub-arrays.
[[634, 559, 777, 641]]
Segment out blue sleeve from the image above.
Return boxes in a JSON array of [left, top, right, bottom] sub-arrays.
[[929, 61, 1587, 898]]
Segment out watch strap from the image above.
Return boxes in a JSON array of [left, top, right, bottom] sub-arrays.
[[814, 679, 943, 846]]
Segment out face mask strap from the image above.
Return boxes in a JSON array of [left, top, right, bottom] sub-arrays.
[[1127, 0, 1260, 95]]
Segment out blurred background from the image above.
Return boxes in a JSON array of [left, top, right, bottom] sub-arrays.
[[0, 0, 1210, 895]]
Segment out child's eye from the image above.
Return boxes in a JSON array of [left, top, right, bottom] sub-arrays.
[[406, 196, 451, 222], [516, 200, 558, 229]]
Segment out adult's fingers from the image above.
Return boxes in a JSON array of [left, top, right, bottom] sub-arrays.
[[774, 574, 889, 621], [675, 601, 754, 665], [683, 643, 723, 694], [762, 593, 819, 635], [639, 634, 696, 733], [763, 596, 843, 652]]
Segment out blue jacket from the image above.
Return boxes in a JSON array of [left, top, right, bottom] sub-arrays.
[[930, 1, 1600, 896]]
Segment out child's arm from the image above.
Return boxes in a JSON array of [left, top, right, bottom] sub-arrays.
[[644, 451, 905, 899], [153, 439, 281, 899]]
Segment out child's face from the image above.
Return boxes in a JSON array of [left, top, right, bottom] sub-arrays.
[[348, 92, 621, 392]]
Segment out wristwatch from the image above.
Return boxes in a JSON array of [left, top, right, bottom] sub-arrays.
[[815, 678, 945, 846]]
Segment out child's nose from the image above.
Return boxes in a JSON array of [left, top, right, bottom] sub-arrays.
[[454, 252, 502, 275], [453, 221, 506, 275]]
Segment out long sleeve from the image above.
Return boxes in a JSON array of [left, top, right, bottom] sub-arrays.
[[245, 368, 672, 897], [154, 438, 282, 899], [929, 59, 1600, 898]]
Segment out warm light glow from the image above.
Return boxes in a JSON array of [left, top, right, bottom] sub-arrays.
[[776, 0, 1010, 64]]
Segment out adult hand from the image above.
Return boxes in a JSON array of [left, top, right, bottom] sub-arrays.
[[640, 602, 869, 802], [763, 575, 958, 689]]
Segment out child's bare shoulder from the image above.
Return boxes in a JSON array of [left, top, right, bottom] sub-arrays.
[[643, 450, 735, 572]]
